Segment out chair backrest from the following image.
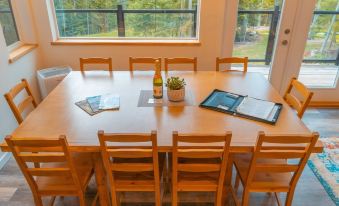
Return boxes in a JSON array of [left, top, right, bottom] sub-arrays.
[[5, 135, 82, 194], [172, 131, 232, 190], [79, 57, 113, 71], [129, 57, 161, 71], [245, 131, 319, 190], [98, 130, 160, 191], [216, 57, 248, 72], [283, 77, 313, 118], [4, 79, 38, 124], [164, 57, 197, 72]]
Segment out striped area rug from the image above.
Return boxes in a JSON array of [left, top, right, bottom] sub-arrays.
[[308, 137, 338, 205]]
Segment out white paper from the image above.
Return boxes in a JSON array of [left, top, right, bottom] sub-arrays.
[[236, 97, 275, 119], [217, 105, 229, 110], [99, 94, 120, 110]]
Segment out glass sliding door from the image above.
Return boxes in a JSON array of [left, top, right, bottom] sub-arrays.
[[298, 0, 339, 88], [232, 0, 283, 78]]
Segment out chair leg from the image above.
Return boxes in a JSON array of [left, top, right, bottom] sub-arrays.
[[110, 189, 119, 206], [79, 193, 86, 206], [116, 192, 121, 206], [216, 187, 224, 206], [230, 186, 240, 206], [155, 190, 161, 206], [33, 152, 40, 168], [274, 192, 282, 206], [241, 189, 250, 206], [32, 194, 43, 206], [285, 189, 296, 206], [48, 196, 56, 206], [165, 152, 170, 183], [34, 162, 40, 168], [234, 174, 240, 193], [91, 192, 99, 206], [172, 186, 178, 206], [221, 187, 228, 206]]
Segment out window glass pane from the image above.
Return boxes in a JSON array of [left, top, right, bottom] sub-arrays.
[[298, 0, 339, 88], [232, 0, 284, 78], [56, 12, 118, 37], [125, 13, 195, 38], [53, 0, 199, 39], [0, 0, 19, 46], [303, 14, 338, 61], [233, 13, 271, 60], [238, 0, 282, 10]]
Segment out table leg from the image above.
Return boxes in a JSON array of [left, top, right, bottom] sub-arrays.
[[93, 152, 110, 206], [225, 154, 234, 188]]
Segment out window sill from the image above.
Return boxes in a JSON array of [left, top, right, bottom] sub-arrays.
[[8, 44, 38, 64], [51, 39, 201, 46]]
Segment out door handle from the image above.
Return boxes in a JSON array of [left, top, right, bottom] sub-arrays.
[[282, 40, 288, 45]]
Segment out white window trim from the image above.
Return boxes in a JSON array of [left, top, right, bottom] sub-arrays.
[[49, 0, 201, 42]]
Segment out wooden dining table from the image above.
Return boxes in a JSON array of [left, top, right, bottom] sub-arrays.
[[0, 71, 323, 205]]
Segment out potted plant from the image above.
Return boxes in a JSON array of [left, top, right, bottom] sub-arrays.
[[166, 77, 186, 102]]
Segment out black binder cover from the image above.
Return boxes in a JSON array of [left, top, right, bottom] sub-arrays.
[[199, 89, 282, 125]]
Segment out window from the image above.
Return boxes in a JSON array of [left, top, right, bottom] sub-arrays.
[[233, 0, 283, 64], [232, 0, 283, 77], [0, 0, 19, 46], [298, 0, 339, 88], [52, 0, 200, 39]]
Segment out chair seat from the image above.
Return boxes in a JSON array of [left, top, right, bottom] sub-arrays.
[[36, 152, 94, 195], [233, 154, 292, 192]]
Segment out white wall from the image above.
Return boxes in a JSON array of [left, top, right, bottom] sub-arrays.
[[30, 0, 229, 70], [0, 0, 42, 168]]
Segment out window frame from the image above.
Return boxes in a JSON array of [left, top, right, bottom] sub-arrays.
[[49, 0, 201, 42], [1, 0, 22, 50]]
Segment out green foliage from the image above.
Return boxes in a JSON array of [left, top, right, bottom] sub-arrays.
[[53, 0, 198, 38], [165, 77, 186, 90]]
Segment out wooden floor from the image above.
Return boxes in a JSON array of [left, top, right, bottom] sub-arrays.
[[0, 108, 337, 206]]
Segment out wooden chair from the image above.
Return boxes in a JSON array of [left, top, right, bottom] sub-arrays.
[[98, 130, 164, 206], [164, 57, 197, 72], [5, 135, 95, 206], [79, 57, 113, 71], [172, 131, 232, 206], [4, 79, 38, 124], [129, 57, 161, 71], [283, 77, 313, 118], [230, 131, 319, 206], [216, 57, 248, 72]]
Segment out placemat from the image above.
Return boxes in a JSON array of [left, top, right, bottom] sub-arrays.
[[137, 90, 195, 107]]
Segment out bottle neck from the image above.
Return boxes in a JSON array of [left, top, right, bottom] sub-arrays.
[[154, 60, 161, 76], [155, 67, 161, 76]]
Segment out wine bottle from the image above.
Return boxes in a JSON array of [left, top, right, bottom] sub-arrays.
[[153, 60, 163, 99]]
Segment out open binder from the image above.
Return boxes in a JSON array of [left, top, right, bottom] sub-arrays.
[[200, 89, 283, 125]]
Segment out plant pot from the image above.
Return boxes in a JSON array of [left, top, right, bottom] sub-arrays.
[[167, 88, 185, 102]]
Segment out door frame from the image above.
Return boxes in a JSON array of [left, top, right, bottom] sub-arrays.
[[270, 0, 317, 93], [221, 0, 339, 102]]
